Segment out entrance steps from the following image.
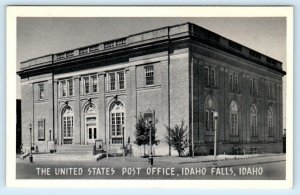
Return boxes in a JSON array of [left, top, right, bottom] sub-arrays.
[[56, 144, 94, 154], [32, 153, 98, 162], [27, 145, 96, 162]]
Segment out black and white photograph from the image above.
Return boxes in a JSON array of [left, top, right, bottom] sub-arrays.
[[6, 6, 293, 188]]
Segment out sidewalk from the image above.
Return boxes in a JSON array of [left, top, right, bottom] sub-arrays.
[[95, 153, 285, 168], [17, 152, 286, 168]]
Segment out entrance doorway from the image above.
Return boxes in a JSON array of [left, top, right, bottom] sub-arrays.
[[84, 103, 97, 145], [87, 124, 97, 142]]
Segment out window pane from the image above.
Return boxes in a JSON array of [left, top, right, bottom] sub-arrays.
[[118, 72, 125, 89], [68, 79, 73, 96], [230, 74, 233, 91], [234, 75, 238, 91], [204, 67, 209, 86], [92, 76, 98, 93], [62, 81, 67, 96], [210, 68, 215, 86], [84, 77, 90, 94], [38, 120, 45, 140], [39, 84, 45, 99], [145, 66, 154, 86], [94, 128, 97, 139], [89, 128, 92, 139], [205, 111, 209, 131], [109, 73, 116, 90], [210, 111, 214, 131]]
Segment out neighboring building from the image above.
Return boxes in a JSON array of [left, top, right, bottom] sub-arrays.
[[17, 23, 285, 156], [16, 99, 22, 153]]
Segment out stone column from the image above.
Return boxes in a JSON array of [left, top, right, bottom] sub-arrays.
[[53, 79, 59, 145], [98, 72, 106, 145], [74, 76, 81, 144], [126, 66, 137, 147]]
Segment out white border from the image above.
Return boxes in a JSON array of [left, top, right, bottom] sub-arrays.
[[6, 6, 293, 189]]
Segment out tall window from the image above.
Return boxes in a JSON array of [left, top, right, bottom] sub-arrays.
[[92, 75, 98, 93], [67, 79, 73, 96], [61, 80, 67, 97], [62, 106, 73, 139], [230, 74, 234, 91], [230, 101, 238, 135], [84, 77, 90, 94], [205, 96, 217, 131], [110, 101, 125, 144], [268, 107, 274, 136], [268, 84, 274, 99], [37, 119, 45, 140], [204, 66, 209, 86], [38, 83, 45, 100], [234, 75, 238, 91], [250, 104, 257, 136], [210, 68, 216, 87], [250, 78, 258, 96], [145, 66, 154, 86], [118, 72, 125, 90], [204, 66, 216, 87], [109, 73, 116, 91]]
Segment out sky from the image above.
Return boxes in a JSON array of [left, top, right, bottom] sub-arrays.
[[16, 17, 287, 127]]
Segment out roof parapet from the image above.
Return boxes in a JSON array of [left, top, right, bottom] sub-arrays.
[[20, 22, 283, 71]]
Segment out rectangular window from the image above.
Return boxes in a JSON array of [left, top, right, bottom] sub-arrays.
[[92, 75, 98, 93], [251, 115, 257, 136], [38, 83, 45, 100], [205, 110, 209, 131], [268, 84, 274, 99], [234, 75, 238, 91], [84, 77, 90, 94], [254, 80, 258, 96], [111, 113, 116, 136], [111, 112, 124, 144], [109, 73, 116, 91], [38, 119, 45, 140], [118, 72, 125, 90], [61, 81, 67, 97], [145, 66, 154, 86], [68, 79, 73, 96], [63, 116, 73, 138], [210, 68, 215, 87], [231, 113, 238, 135], [210, 111, 214, 131], [229, 74, 234, 91], [250, 79, 254, 95], [204, 67, 209, 86]]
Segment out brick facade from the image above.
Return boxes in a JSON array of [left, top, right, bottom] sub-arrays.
[[18, 23, 285, 156]]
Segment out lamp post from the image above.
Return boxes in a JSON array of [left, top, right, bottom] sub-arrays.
[[49, 129, 52, 141], [213, 112, 218, 161], [149, 121, 153, 166], [122, 124, 125, 157], [29, 123, 33, 163]]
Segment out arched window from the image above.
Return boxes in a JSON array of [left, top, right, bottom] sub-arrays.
[[268, 107, 274, 136], [110, 101, 125, 144], [250, 104, 257, 136], [230, 101, 238, 135], [62, 106, 73, 142], [204, 96, 217, 131]]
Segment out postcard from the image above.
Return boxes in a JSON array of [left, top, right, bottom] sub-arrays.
[[6, 6, 293, 188]]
